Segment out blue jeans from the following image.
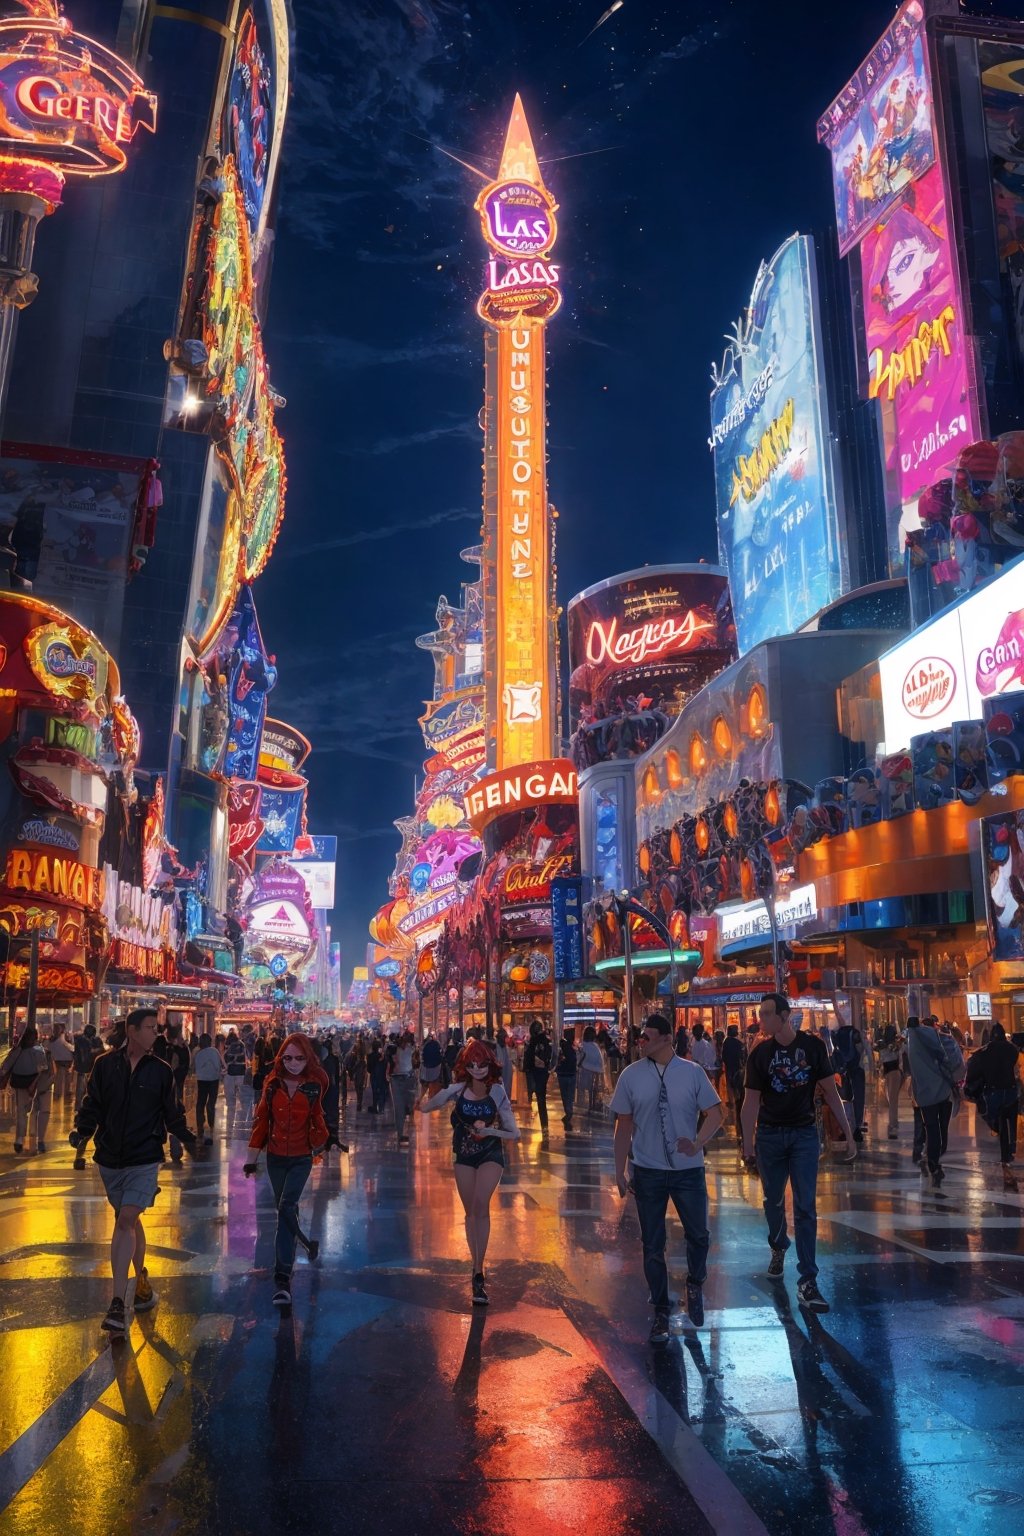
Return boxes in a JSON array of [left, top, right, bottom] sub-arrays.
[[557, 1074, 576, 1120], [756, 1124, 820, 1281], [267, 1153, 312, 1280], [631, 1164, 710, 1310]]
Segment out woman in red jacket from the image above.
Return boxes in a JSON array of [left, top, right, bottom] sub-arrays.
[[244, 1033, 328, 1307]]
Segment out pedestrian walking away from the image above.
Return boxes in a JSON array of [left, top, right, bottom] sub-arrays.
[[420, 1032, 444, 1100], [741, 992, 855, 1314], [222, 1029, 248, 1119], [48, 1021, 75, 1103], [579, 1027, 606, 1111], [72, 1023, 104, 1109], [523, 1017, 551, 1131], [388, 1029, 420, 1145], [905, 1014, 958, 1187], [878, 1024, 903, 1139], [70, 1007, 203, 1334], [556, 1029, 578, 1130], [964, 1022, 1020, 1170], [832, 993, 867, 1142], [610, 1012, 724, 1343], [192, 1034, 224, 1142], [418, 1038, 519, 1305], [1, 1026, 54, 1153], [244, 1033, 329, 1309]]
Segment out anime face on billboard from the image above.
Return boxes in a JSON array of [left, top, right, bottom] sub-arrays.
[[860, 166, 983, 521], [711, 235, 841, 657], [818, 1, 936, 257]]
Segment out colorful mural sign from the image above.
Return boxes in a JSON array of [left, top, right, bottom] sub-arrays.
[[817, 0, 942, 256], [224, 7, 273, 239], [227, 780, 264, 865], [244, 860, 313, 961], [984, 809, 1024, 960], [860, 165, 983, 512], [711, 234, 843, 656], [255, 782, 306, 856], [220, 588, 276, 780]]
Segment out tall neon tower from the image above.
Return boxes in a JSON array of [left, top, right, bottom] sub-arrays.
[[476, 96, 561, 771]]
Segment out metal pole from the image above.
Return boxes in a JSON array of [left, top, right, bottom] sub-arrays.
[[26, 927, 39, 1034], [622, 915, 636, 1063], [553, 978, 564, 1051]]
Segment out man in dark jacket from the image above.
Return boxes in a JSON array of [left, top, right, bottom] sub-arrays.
[[72, 1007, 202, 1334]]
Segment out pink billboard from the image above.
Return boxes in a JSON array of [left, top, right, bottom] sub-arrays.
[[860, 164, 983, 508]]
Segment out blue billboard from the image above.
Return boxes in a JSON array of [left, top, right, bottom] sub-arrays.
[[710, 235, 843, 656]]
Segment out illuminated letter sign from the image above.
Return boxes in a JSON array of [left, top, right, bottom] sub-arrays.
[[479, 180, 556, 257], [478, 98, 560, 767], [465, 759, 578, 833], [3, 849, 104, 910], [0, 11, 157, 180]]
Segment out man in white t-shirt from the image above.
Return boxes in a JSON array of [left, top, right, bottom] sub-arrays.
[[610, 1013, 724, 1344]]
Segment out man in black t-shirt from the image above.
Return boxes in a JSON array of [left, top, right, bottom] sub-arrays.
[[741, 993, 854, 1314]]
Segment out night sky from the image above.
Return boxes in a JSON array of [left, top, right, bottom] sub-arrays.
[[255, 0, 1016, 978]]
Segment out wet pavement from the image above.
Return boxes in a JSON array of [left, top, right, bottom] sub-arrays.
[[2, 1082, 1024, 1535]]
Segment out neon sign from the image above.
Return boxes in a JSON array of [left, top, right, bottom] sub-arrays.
[[465, 760, 577, 832], [0, 7, 157, 181], [478, 179, 556, 257], [586, 610, 717, 669], [4, 849, 103, 909]]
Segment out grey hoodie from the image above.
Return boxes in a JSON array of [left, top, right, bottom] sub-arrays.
[[906, 1024, 955, 1108]]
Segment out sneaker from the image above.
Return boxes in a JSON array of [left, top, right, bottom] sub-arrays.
[[12, 1143, 22, 1154], [37, 1142, 46, 1154], [73, 1156, 86, 1170], [887, 1131, 898, 1140], [768, 1248, 785, 1279], [685, 1280, 705, 1327], [648, 1310, 671, 1345], [272, 1284, 292, 1307], [399, 1136, 410, 1146], [797, 1279, 830, 1314], [101, 1296, 127, 1333], [471, 1271, 489, 1306], [133, 1268, 156, 1312], [306, 1239, 319, 1263]]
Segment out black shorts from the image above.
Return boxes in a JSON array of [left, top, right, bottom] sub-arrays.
[[882, 1060, 901, 1075], [452, 1135, 504, 1170]]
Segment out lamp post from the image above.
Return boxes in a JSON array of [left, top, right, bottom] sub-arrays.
[[613, 891, 681, 1061]]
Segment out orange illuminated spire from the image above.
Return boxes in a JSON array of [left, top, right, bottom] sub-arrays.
[[497, 93, 544, 187]]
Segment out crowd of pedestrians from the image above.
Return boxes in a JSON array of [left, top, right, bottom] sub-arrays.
[[1, 996, 1021, 1342]]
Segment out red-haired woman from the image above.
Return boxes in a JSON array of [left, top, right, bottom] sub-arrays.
[[244, 1033, 329, 1308], [418, 1038, 519, 1305]]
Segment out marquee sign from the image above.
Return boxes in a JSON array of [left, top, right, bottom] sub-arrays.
[[24, 620, 108, 708], [466, 759, 577, 833], [3, 848, 103, 910], [0, 6, 157, 183]]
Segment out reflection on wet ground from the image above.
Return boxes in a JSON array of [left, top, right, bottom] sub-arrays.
[[2, 1085, 1024, 1534]]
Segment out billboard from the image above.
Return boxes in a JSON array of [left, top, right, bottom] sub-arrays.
[[981, 41, 1024, 374], [984, 810, 1024, 961], [860, 165, 983, 513], [711, 235, 842, 656], [568, 567, 736, 734], [817, 0, 938, 257], [287, 834, 337, 910], [878, 554, 1024, 744], [0, 447, 143, 649]]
